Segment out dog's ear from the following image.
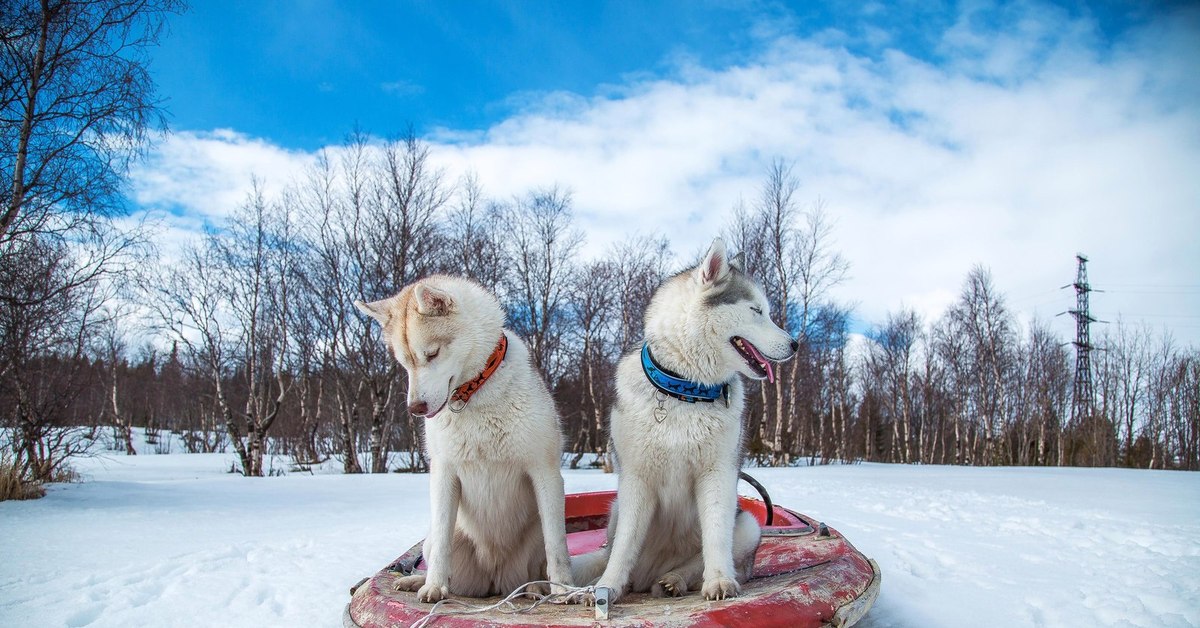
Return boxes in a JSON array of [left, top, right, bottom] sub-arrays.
[[695, 238, 731, 288], [730, 251, 746, 273], [414, 283, 455, 316], [355, 296, 395, 325]]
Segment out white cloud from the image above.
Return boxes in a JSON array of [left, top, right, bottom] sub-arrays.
[[127, 4, 1200, 344], [129, 129, 314, 225]]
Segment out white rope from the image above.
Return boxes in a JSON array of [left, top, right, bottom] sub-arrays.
[[408, 580, 595, 628]]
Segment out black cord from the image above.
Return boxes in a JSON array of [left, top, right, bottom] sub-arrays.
[[738, 470, 774, 526]]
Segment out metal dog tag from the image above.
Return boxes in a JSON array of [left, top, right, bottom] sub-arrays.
[[654, 392, 668, 422]]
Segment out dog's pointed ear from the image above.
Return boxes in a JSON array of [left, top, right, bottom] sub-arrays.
[[414, 283, 455, 316], [695, 238, 731, 287], [355, 296, 395, 325], [730, 251, 746, 273]]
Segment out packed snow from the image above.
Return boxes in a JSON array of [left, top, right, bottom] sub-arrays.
[[2, 432, 1198, 628]]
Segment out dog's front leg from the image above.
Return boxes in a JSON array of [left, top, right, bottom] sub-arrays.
[[529, 464, 574, 598], [594, 478, 654, 603], [418, 463, 460, 603], [695, 470, 740, 600]]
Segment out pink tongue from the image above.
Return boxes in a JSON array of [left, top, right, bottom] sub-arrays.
[[743, 340, 775, 383]]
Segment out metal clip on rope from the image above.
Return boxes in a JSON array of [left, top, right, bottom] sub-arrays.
[[593, 586, 612, 620]]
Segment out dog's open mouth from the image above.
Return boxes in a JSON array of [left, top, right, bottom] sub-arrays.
[[731, 337, 775, 383]]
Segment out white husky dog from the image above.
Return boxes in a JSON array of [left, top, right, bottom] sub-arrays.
[[356, 275, 572, 602], [575, 238, 797, 603]]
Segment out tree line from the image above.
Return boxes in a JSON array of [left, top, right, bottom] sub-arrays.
[[5, 132, 1199, 486]]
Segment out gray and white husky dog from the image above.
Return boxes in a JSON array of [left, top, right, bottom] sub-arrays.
[[574, 238, 797, 602], [356, 275, 573, 602]]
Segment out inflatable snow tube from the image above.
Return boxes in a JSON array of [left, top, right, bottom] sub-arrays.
[[345, 490, 880, 627]]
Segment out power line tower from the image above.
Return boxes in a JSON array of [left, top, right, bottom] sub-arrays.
[[1066, 254, 1097, 424]]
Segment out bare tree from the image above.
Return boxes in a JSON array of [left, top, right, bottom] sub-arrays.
[[1094, 321, 1153, 467], [792, 203, 853, 464], [794, 203, 850, 337], [445, 172, 507, 292], [500, 186, 583, 382], [1140, 334, 1184, 469], [279, 229, 327, 468], [607, 234, 671, 354], [863, 310, 921, 463], [1170, 350, 1200, 470], [217, 185, 296, 476], [145, 240, 229, 440], [1014, 319, 1071, 466], [0, 256, 113, 488], [96, 307, 136, 455], [565, 260, 617, 469], [296, 143, 369, 474], [757, 161, 803, 464], [914, 330, 952, 464], [942, 266, 1016, 465], [146, 185, 294, 477], [930, 296, 971, 464], [2, 0, 184, 243]]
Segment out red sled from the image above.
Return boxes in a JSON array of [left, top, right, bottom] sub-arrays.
[[344, 490, 880, 627]]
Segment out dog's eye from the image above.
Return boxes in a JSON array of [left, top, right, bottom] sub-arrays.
[[750, 306, 763, 315], [425, 349, 439, 362]]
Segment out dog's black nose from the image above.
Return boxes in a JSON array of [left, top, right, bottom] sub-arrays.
[[408, 401, 429, 416], [790, 339, 799, 352]]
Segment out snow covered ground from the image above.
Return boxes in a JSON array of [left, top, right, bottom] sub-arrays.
[[2, 433, 1198, 628]]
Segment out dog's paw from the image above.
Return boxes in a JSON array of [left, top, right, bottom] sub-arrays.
[[700, 576, 741, 601], [416, 581, 450, 603], [392, 574, 425, 593], [548, 583, 584, 604], [651, 572, 687, 598], [542, 569, 577, 602], [520, 581, 550, 596]]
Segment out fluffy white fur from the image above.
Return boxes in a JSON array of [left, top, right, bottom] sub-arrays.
[[356, 275, 572, 602], [574, 238, 796, 602]]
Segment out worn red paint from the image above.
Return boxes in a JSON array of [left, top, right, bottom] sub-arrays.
[[346, 491, 878, 627]]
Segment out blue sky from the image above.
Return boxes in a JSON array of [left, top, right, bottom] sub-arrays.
[[151, 0, 1155, 147], [153, 0, 787, 146], [134, 0, 1200, 344]]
